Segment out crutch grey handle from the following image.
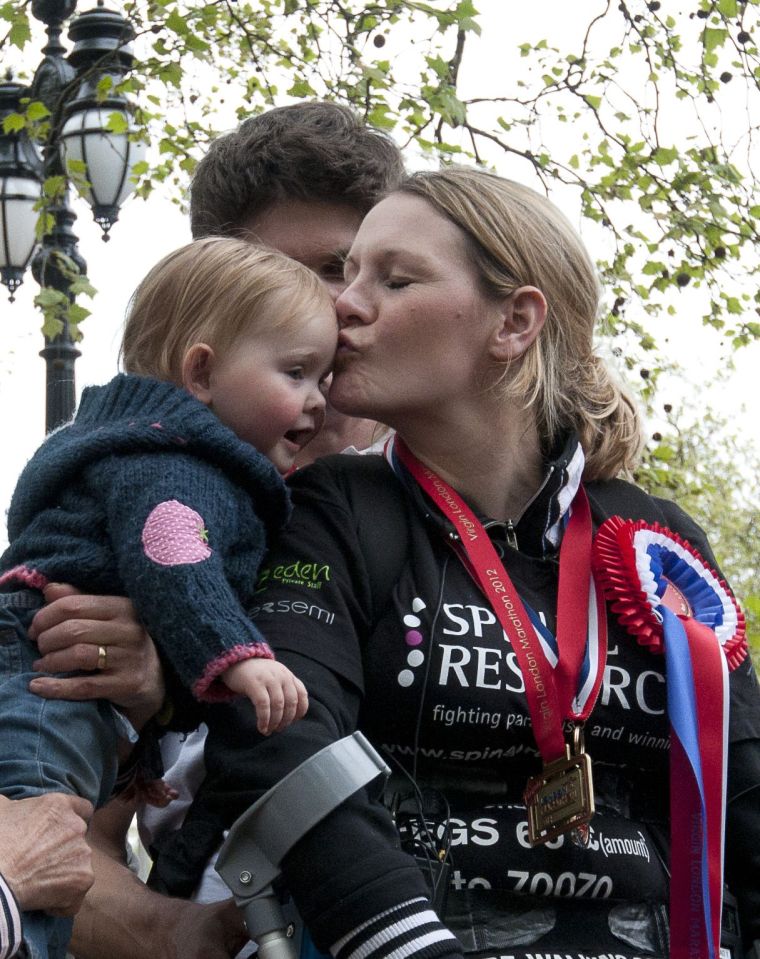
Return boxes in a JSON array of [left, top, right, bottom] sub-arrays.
[[215, 731, 390, 959]]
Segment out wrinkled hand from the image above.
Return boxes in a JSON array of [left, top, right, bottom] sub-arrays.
[[223, 658, 308, 735], [0, 793, 93, 914], [28, 583, 165, 731]]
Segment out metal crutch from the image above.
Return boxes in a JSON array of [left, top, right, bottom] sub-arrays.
[[215, 731, 390, 959]]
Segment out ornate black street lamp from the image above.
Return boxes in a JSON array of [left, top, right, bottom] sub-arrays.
[[0, 0, 144, 431]]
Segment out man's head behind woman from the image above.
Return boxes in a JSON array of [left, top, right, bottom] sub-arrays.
[[190, 101, 405, 238]]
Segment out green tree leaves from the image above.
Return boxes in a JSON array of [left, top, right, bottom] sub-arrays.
[[4, 1, 757, 356], [637, 403, 760, 656]]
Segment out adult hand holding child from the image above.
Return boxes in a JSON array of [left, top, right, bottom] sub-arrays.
[[28, 583, 165, 733], [0, 792, 93, 914]]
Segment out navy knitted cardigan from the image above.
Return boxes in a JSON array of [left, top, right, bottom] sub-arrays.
[[0, 374, 290, 702]]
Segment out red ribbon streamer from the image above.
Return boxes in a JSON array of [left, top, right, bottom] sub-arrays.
[[394, 438, 606, 764]]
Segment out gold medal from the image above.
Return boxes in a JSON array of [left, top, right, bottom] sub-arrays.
[[524, 725, 594, 846]]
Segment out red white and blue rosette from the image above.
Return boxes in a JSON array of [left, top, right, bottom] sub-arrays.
[[592, 516, 747, 959]]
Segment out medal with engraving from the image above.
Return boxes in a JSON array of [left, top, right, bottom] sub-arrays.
[[389, 437, 608, 846], [525, 724, 594, 845]]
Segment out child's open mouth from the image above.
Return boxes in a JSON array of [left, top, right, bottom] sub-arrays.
[[284, 428, 314, 451]]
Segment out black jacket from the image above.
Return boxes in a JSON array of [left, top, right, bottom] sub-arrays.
[[150, 446, 760, 959]]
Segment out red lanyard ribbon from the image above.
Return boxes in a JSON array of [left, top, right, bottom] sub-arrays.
[[394, 437, 607, 764]]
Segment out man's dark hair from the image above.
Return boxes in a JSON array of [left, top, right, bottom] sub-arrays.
[[190, 101, 405, 238]]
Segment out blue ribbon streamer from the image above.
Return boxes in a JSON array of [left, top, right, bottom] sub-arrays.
[[662, 605, 714, 958]]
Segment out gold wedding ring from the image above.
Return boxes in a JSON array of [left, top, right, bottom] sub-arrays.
[[96, 645, 108, 671]]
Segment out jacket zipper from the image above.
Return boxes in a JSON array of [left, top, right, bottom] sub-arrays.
[[443, 464, 560, 555], [505, 520, 518, 550]]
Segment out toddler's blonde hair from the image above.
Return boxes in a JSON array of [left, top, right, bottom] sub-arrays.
[[121, 236, 334, 383]]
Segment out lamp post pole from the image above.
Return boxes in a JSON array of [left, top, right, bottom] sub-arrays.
[[0, 0, 142, 432], [30, 1, 83, 432]]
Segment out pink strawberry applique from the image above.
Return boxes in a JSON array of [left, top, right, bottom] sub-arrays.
[[142, 500, 212, 566]]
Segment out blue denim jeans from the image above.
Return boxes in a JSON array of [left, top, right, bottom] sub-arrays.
[[0, 590, 120, 959], [16, 914, 73, 959]]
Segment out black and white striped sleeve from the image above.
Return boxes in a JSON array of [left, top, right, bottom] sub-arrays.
[[330, 897, 461, 959], [0, 872, 22, 959]]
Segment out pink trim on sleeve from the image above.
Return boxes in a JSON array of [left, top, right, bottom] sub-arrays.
[[192, 642, 274, 702], [0, 565, 49, 591]]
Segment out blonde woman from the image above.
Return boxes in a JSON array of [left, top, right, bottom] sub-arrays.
[[0, 237, 336, 959], [165, 170, 759, 959]]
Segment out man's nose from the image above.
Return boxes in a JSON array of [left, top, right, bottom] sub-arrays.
[[324, 277, 347, 304]]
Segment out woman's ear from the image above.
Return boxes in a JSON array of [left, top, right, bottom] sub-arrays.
[[488, 286, 547, 363], [181, 343, 216, 405]]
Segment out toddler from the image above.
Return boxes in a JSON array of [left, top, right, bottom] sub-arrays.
[[0, 237, 337, 958]]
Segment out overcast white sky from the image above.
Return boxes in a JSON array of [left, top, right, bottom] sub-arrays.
[[1, 0, 758, 549]]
